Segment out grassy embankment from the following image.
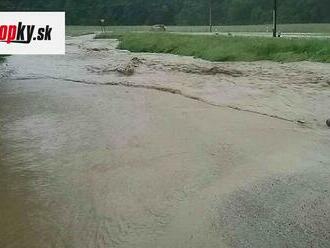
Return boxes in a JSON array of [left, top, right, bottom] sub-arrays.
[[95, 32, 330, 62]]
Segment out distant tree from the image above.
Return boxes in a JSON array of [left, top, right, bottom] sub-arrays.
[[1, 0, 329, 25]]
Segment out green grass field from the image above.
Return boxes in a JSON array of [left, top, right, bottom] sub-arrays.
[[67, 23, 330, 36], [95, 32, 330, 63]]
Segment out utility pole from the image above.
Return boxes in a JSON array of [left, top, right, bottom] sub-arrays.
[[209, 0, 213, 33], [273, 0, 277, 37], [100, 19, 105, 33]]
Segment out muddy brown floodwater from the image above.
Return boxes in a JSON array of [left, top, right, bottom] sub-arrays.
[[0, 35, 330, 248]]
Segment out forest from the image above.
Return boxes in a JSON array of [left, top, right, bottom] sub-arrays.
[[1, 0, 330, 26]]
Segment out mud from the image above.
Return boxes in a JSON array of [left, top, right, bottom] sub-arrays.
[[146, 62, 243, 77], [87, 57, 142, 76], [0, 35, 330, 248]]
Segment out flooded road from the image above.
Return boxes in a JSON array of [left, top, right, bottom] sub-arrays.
[[1, 35, 330, 247]]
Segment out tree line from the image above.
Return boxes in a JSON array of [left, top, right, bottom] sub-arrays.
[[1, 0, 330, 26]]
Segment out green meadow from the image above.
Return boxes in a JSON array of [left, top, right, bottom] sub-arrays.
[[95, 32, 330, 63], [67, 23, 330, 36]]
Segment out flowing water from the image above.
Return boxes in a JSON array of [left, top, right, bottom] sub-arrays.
[[1, 35, 330, 247]]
